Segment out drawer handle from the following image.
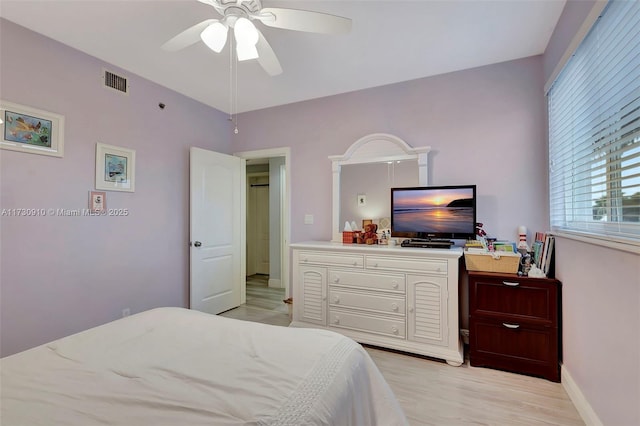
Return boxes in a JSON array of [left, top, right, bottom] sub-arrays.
[[391, 326, 399, 335], [322, 296, 327, 301], [391, 303, 399, 312], [333, 296, 340, 304], [436, 267, 441, 273], [502, 281, 520, 287], [333, 277, 340, 283], [409, 306, 414, 313], [392, 282, 399, 289], [302, 258, 308, 263], [333, 317, 340, 325], [353, 261, 358, 266], [502, 323, 520, 329]]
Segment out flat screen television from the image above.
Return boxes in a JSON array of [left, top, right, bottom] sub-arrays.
[[391, 185, 477, 241]]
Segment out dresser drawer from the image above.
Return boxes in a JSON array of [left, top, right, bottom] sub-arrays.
[[328, 270, 405, 293], [365, 255, 447, 275], [470, 277, 558, 324], [298, 251, 363, 268], [329, 309, 406, 339], [329, 289, 405, 315]]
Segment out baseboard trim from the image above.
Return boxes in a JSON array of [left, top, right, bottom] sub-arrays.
[[268, 278, 282, 288], [561, 364, 603, 426]]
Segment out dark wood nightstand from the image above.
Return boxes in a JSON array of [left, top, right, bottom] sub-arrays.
[[468, 271, 562, 382]]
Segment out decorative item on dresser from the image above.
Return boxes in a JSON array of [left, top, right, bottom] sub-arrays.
[[291, 241, 464, 366], [468, 271, 562, 382]]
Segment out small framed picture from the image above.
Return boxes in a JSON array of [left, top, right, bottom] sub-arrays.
[[357, 194, 366, 206], [95, 142, 135, 192], [89, 191, 107, 212], [0, 100, 65, 157]]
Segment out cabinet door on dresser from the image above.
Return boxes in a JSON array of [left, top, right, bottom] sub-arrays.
[[297, 266, 327, 325], [407, 274, 448, 346]]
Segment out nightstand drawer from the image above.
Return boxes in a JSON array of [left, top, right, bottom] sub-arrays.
[[470, 320, 559, 381], [329, 289, 405, 315], [328, 270, 405, 293], [471, 321, 556, 362], [471, 277, 558, 324]]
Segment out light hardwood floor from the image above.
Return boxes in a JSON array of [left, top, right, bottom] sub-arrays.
[[219, 275, 291, 326], [219, 280, 583, 425], [366, 347, 583, 426]]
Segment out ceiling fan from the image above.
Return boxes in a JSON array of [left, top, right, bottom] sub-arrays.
[[162, 0, 352, 76]]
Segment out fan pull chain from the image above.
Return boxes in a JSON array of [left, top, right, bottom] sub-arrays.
[[234, 44, 239, 134], [229, 30, 233, 124]]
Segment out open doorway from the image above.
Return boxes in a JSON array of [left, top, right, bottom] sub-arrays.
[[234, 148, 290, 320]]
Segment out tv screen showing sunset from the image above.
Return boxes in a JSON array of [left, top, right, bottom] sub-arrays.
[[392, 187, 475, 234]]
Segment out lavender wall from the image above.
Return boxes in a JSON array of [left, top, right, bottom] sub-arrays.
[[556, 239, 639, 425], [542, 2, 640, 425], [0, 20, 231, 356], [233, 56, 548, 246], [233, 56, 546, 334]]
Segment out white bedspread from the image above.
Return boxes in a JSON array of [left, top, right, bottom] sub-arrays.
[[1, 307, 407, 425]]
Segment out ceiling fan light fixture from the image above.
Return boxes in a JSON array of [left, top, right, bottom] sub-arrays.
[[200, 21, 228, 53], [234, 17, 259, 46], [236, 43, 259, 61]]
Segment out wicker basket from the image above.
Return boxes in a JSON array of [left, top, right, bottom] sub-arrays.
[[464, 251, 521, 274]]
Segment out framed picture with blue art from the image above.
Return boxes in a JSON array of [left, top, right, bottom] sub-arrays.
[[95, 142, 135, 192], [0, 100, 65, 157]]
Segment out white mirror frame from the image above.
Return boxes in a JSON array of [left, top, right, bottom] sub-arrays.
[[329, 133, 431, 242]]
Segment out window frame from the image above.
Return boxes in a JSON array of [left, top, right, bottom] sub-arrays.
[[546, 0, 640, 254]]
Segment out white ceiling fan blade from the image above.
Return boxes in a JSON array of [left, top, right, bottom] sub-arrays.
[[161, 19, 216, 51], [256, 7, 351, 34], [256, 29, 282, 76]]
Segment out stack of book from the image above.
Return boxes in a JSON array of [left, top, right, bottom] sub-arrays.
[[532, 232, 555, 277], [464, 239, 486, 253]]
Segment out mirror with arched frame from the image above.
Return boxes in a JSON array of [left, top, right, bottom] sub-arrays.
[[329, 133, 431, 242]]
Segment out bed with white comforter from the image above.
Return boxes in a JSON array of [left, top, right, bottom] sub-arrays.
[[1, 307, 407, 425]]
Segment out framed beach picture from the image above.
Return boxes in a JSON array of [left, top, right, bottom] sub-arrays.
[[0, 100, 65, 157], [95, 143, 135, 192]]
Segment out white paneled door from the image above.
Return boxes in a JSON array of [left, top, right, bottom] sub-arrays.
[[190, 147, 245, 314]]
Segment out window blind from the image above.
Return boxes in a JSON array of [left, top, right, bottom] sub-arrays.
[[548, 0, 640, 247]]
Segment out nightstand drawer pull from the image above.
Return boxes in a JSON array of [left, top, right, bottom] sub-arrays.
[[502, 281, 520, 287], [502, 323, 520, 329]]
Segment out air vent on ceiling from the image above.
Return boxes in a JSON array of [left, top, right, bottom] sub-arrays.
[[102, 69, 129, 95]]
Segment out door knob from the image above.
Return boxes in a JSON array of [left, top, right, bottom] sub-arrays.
[[193, 241, 202, 247]]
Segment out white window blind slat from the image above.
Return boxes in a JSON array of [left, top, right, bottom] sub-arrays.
[[548, 0, 640, 246]]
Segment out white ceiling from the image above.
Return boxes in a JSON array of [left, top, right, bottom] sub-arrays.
[[0, 0, 566, 114]]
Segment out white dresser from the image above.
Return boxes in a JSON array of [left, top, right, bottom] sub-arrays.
[[291, 241, 464, 366]]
